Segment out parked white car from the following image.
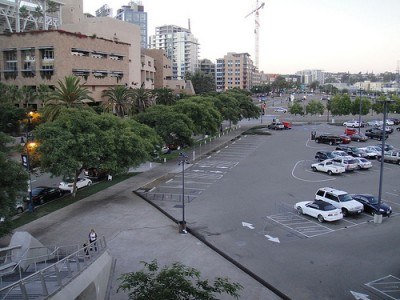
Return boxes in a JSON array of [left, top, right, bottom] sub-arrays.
[[343, 120, 361, 128], [353, 157, 372, 169], [311, 160, 346, 175], [315, 187, 364, 216], [59, 177, 92, 192], [274, 107, 287, 113], [332, 156, 358, 172], [294, 200, 343, 223]]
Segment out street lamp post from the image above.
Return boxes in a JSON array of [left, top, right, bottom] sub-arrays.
[[375, 98, 394, 224], [24, 113, 34, 212], [326, 99, 330, 123], [358, 88, 363, 134], [178, 152, 189, 233]]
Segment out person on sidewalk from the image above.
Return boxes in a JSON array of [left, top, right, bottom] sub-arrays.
[[88, 228, 98, 251]]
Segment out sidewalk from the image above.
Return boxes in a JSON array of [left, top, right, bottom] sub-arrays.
[[3, 125, 283, 299]]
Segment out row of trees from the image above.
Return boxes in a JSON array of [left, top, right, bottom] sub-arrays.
[[288, 94, 400, 116], [0, 76, 260, 202]]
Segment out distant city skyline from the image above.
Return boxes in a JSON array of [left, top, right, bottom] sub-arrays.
[[84, 0, 400, 75]]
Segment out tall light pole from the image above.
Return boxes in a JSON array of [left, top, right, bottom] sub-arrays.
[[358, 88, 363, 134], [22, 112, 34, 212], [375, 98, 394, 224], [178, 152, 189, 233], [326, 99, 330, 123]]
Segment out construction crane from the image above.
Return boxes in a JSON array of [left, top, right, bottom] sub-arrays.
[[245, 0, 265, 70]]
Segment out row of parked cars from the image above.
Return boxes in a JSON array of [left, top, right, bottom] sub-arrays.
[[312, 143, 399, 175], [294, 187, 392, 223], [16, 168, 108, 213], [342, 118, 400, 128]]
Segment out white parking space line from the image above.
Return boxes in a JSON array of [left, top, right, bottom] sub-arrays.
[[386, 192, 400, 197], [267, 212, 335, 238], [366, 275, 400, 300]]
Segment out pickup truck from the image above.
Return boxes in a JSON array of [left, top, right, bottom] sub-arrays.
[[311, 160, 346, 175], [314, 134, 342, 145], [377, 150, 400, 164], [365, 128, 388, 140]]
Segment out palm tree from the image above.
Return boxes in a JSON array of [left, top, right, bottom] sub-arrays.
[[152, 88, 176, 106], [42, 76, 93, 121], [102, 85, 133, 117], [131, 87, 154, 113]]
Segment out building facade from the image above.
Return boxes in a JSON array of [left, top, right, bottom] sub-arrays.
[[115, 1, 148, 49], [296, 69, 325, 86], [216, 52, 254, 92], [0, 30, 130, 107], [149, 25, 199, 80]]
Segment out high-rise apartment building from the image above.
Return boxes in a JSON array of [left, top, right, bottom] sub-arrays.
[[149, 25, 199, 80], [116, 1, 148, 48], [296, 69, 325, 85], [95, 4, 113, 17], [216, 52, 254, 92]]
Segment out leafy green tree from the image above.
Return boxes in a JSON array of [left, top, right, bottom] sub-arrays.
[[135, 105, 194, 147], [35, 84, 52, 106], [102, 85, 133, 117], [309, 81, 320, 92], [251, 84, 271, 94], [34, 109, 154, 196], [289, 102, 304, 115], [305, 100, 324, 115], [172, 98, 222, 135], [42, 76, 93, 122], [19, 5, 30, 31], [152, 88, 176, 106], [0, 104, 26, 134], [351, 97, 371, 115], [46, 0, 59, 29], [118, 260, 242, 300], [32, 6, 43, 29], [329, 94, 352, 116], [0, 132, 28, 237], [214, 93, 241, 126], [0, 83, 21, 105], [186, 71, 216, 95], [271, 76, 288, 92], [19, 86, 37, 109]]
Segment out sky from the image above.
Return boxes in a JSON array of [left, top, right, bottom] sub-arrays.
[[83, 0, 400, 75]]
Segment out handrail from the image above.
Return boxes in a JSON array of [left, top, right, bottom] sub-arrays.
[[0, 237, 107, 300]]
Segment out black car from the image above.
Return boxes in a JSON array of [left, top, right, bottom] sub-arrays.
[[365, 128, 388, 140], [27, 186, 63, 205], [349, 133, 368, 142], [315, 151, 335, 161], [351, 194, 392, 217], [314, 135, 342, 145]]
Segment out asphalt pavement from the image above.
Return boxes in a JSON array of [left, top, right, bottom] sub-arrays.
[[1, 124, 284, 300]]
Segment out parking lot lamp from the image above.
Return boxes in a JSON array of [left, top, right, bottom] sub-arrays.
[[25, 112, 34, 212], [375, 98, 394, 224], [358, 88, 363, 134], [178, 152, 189, 233], [326, 99, 330, 123]]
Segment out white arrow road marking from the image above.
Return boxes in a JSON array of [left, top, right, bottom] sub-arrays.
[[265, 235, 280, 243], [350, 291, 370, 300], [242, 222, 255, 229]]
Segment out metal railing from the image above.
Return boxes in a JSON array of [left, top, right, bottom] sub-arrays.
[[0, 237, 107, 300]]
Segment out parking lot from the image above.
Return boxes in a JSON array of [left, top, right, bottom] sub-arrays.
[[138, 120, 400, 300]]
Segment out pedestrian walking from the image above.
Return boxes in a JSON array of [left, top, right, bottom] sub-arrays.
[[88, 228, 98, 251]]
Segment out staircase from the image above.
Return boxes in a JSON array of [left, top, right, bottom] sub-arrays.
[[0, 238, 107, 300]]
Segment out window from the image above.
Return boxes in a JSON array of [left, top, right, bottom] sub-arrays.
[[316, 190, 325, 197], [326, 193, 338, 202]]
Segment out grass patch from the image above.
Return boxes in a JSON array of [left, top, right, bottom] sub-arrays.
[[242, 125, 272, 135], [11, 173, 137, 230]]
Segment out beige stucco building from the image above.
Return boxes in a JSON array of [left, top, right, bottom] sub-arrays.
[[0, 29, 130, 106], [216, 52, 255, 92]]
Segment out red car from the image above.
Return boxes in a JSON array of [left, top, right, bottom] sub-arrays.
[[282, 121, 292, 129], [339, 135, 351, 144]]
